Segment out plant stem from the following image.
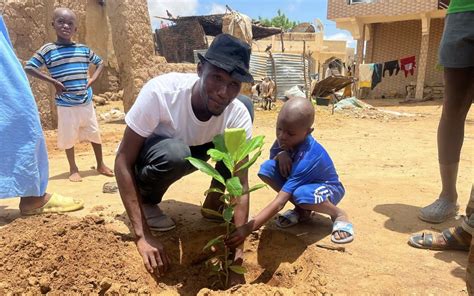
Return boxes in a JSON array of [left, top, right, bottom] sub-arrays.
[[224, 220, 230, 287]]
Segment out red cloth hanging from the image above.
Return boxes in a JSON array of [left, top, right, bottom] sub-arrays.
[[400, 56, 416, 77]]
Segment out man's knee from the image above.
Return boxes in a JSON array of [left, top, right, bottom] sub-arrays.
[[137, 137, 191, 180]]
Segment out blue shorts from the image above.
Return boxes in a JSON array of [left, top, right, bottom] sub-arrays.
[[258, 159, 345, 206]]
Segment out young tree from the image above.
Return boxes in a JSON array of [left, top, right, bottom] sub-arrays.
[[258, 9, 298, 31]]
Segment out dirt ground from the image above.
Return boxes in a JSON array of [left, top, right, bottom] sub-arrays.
[[1, 99, 473, 295]]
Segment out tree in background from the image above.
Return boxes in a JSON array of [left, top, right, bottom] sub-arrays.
[[258, 9, 298, 31]]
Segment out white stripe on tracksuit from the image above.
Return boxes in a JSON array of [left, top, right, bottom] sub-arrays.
[[313, 185, 331, 204]]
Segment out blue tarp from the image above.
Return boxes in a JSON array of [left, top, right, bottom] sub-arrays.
[[0, 16, 49, 198]]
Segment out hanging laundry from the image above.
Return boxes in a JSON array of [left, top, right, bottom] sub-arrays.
[[400, 56, 416, 77], [383, 60, 400, 77], [371, 63, 383, 90], [359, 64, 374, 88]]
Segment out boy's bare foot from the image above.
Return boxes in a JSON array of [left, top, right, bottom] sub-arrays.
[[97, 164, 114, 177], [69, 171, 82, 182]]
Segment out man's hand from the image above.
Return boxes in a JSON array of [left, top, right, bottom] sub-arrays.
[[275, 151, 292, 177], [225, 223, 252, 249], [136, 236, 171, 276], [53, 80, 66, 95]]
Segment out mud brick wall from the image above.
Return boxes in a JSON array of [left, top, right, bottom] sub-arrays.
[[3, 0, 58, 129], [364, 19, 444, 98], [156, 19, 207, 63], [328, 0, 438, 19]]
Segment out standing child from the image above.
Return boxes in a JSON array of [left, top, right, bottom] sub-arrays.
[[25, 7, 113, 182], [226, 98, 354, 248]]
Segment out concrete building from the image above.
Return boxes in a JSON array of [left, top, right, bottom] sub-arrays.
[[328, 0, 449, 99]]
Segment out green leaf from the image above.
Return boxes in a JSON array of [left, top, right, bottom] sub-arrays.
[[207, 149, 235, 174], [223, 207, 234, 223], [207, 149, 226, 161], [224, 128, 246, 159], [204, 187, 224, 196], [243, 183, 267, 195], [219, 194, 230, 203], [236, 135, 265, 163], [186, 157, 225, 185], [235, 150, 262, 173], [226, 176, 243, 197], [212, 134, 227, 152], [203, 235, 224, 251], [201, 207, 223, 218], [229, 265, 247, 274]]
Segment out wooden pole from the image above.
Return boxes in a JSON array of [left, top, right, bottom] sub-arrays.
[[268, 51, 277, 100], [303, 40, 308, 99], [280, 31, 285, 53]]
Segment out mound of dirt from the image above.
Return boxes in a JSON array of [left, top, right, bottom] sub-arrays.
[[0, 214, 163, 295], [0, 214, 327, 295]]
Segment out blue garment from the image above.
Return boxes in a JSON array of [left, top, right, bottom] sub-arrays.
[[258, 135, 345, 205], [25, 42, 102, 107], [0, 16, 49, 198]]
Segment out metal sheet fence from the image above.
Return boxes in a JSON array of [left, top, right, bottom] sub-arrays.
[[195, 50, 312, 99]]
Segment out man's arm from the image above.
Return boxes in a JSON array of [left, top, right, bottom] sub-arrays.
[[115, 126, 170, 276], [86, 63, 104, 89], [24, 67, 65, 94]]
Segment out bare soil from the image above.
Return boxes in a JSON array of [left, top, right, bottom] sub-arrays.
[[0, 99, 472, 295]]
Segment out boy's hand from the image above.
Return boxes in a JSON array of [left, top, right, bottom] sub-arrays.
[[225, 223, 252, 249], [136, 236, 171, 277], [275, 151, 292, 177], [53, 80, 66, 95], [85, 79, 94, 89]]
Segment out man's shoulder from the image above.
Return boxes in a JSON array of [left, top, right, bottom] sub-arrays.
[[148, 72, 198, 92]]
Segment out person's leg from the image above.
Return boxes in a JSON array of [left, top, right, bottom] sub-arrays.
[[437, 68, 473, 199], [135, 136, 195, 205], [80, 103, 113, 177], [19, 193, 51, 212], [57, 106, 82, 182], [420, 67, 473, 222], [65, 147, 82, 182], [91, 142, 114, 176]]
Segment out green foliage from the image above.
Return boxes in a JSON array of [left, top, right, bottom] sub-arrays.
[[186, 128, 266, 288], [258, 9, 298, 30]]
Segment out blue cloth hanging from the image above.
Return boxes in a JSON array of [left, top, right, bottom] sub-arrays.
[[0, 16, 49, 198]]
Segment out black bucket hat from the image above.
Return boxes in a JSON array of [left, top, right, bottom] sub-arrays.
[[198, 33, 254, 83]]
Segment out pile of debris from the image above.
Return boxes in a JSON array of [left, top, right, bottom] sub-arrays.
[[93, 90, 124, 106], [333, 97, 419, 120], [98, 108, 125, 122]]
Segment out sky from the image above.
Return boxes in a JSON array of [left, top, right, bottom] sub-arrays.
[[147, 0, 356, 47]]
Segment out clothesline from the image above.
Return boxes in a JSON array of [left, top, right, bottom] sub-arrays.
[[359, 55, 417, 90]]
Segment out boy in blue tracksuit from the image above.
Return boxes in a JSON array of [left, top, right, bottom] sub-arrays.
[[226, 98, 354, 248]]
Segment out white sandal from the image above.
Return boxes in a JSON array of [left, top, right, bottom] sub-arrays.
[[419, 198, 459, 223]]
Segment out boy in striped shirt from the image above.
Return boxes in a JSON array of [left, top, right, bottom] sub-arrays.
[[25, 8, 113, 182]]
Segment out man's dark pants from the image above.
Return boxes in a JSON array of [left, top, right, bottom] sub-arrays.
[[135, 95, 254, 205]]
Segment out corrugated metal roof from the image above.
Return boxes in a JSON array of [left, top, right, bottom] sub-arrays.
[[271, 53, 311, 99], [195, 50, 312, 99]]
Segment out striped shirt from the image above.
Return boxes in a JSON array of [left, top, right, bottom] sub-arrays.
[[26, 43, 102, 107]]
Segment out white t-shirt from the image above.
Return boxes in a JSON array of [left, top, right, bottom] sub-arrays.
[[125, 72, 252, 146]]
